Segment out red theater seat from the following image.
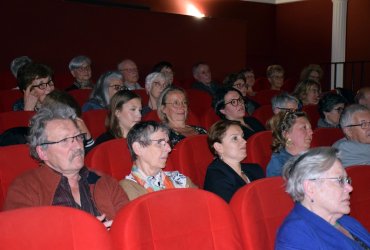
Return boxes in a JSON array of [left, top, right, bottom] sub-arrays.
[[0, 90, 23, 112], [302, 104, 320, 130], [244, 130, 273, 173], [252, 89, 282, 106], [68, 89, 92, 108], [311, 127, 344, 147], [82, 109, 107, 139], [252, 104, 274, 127], [0, 111, 35, 134], [186, 89, 212, 119], [133, 89, 149, 106]]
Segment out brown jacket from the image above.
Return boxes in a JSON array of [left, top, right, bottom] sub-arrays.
[[4, 165, 129, 220]]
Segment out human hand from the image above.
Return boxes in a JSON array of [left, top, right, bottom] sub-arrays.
[[23, 85, 39, 111]]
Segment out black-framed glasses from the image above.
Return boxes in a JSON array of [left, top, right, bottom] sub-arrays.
[[345, 121, 370, 129], [149, 138, 171, 148], [109, 85, 126, 91], [39, 133, 86, 146], [308, 176, 352, 187], [165, 100, 188, 108], [225, 98, 244, 107], [30, 79, 54, 91]]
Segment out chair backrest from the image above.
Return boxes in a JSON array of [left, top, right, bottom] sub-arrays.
[[133, 89, 149, 107], [230, 177, 294, 250], [252, 89, 282, 106], [251, 104, 274, 127], [0, 71, 17, 90], [85, 139, 132, 181], [346, 165, 370, 231], [302, 104, 320, 130], [110, 188, 243, 250], [0, 206, 111, 250], [0, 144, 39, 210], [311, 127, 344, 147], [0, 111, 35, 134], [54, 72, 74, 90], [168, 134, 213, 188], [82, 109, 107, 139], [186, 89, 212, 119], [201, 107, 221, 130], [244, 130, 273, 173], [68, 89, 92, 107], [0, 90, 23, 112], [254, 77, 270, 92]]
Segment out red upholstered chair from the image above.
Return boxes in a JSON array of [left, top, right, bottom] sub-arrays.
[[82, 109, 107, 139], [346, 165, 370, 231], [186, 89, 212, 119], [133, 89, 149, 107], [252, 89, 282, 106], [110, 189, 243, 250], [0, 144, 39, 210], [0, 90, 23, 112], [201, 107, 220, 130], [168, 134, 213, 188], [68, 89, 92, 107], [244, 130, 273, 173], [230, 177, 294, 250], [311, 127, 344, 147], [251, 104, 274, 127], [0, 71, 17, 90], [254, 77, 270, 92], [54, 72, 74, 90], [0, 111, 35, 134], [302, 104, 320, 130], [0, 206, 111, 250]]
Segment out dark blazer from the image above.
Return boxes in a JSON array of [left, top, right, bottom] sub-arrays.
[[204, 158, 264, 203]]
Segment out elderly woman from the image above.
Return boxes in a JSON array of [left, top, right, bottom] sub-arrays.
[[266, 111, 313, 177], [94, 90, 142, 147], [293, 79, 321, 106], [13, 62, 55, 111], [271, 92, 300, 115], [213, 87, 265, 140], [141, 72, 167, 116], [317, 92, 347, 128], [82, 71, 124, 112], [276, 147, 370, 249], [204, 120, 264, 203], [223, 72, 260, 115], [299, 64, 324, 83], [66, 55, 93, 91], [157, 86, 207, 147], [120, 121, 197, 200]]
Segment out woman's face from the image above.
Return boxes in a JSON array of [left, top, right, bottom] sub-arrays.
[[221, 91, 245, 120], [115, 98, 142, 135], [233, 79, 247, 96], [108, 78, 124, 99], [309, 160, 353, 220], [244, 72, 255, 87], [304, 85, 320, 105], [309, 70, 320, 82], [162, 91, 188, 124], [285, 117, 313, 153], [28, 76, 55, 103], [71, 63, 92, 83], [214, 125, 246, 163], [149, 76, 167, 100], [161, 67, 174, 85], [324, 103, 345, 126]]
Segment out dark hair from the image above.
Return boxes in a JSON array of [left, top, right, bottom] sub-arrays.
[[43, 89, 82, 117], [17, 63, 53, 91], [207, 120, 242, 156], [212, 87, 244, 120], [152, 61, 173, 73], [318, 92, 347, 119], [222, 72, 246, 88]]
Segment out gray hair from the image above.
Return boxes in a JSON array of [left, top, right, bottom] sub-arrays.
[[90, 71, 123, 108], [339, 104, 370, 131], [271, 92, 299, 111], [126, 121, 169, 161], [28, 104, 78, 161], [282, 147, 338, 202], [68, 55, 91, 71], [145, 72, 166, 93], [157, 85, 187, 123], [10, 56, 32, 77]]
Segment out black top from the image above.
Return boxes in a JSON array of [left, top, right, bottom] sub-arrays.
[[204, 158, 264, 203], [169, 125, 207, 147], [238, 116, 265, 141], [191, 81, 219, 96]]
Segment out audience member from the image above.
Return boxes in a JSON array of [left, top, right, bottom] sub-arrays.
[[293, 79, 321, 106], [117, 59, 142, 90], [10, 56, 32, 78], [266, 111, 312, 177], [317, 92, 346, 128], [213, 87, 265, 140], [14, 62, 54, 111], [4, 104, 129, 228], [191, 62, 219, 95], [204, 120, 264, 203], [66, 55, 93, 91], [142, 72, 167, 116], [157, 86, 207, 147], [333, 104, 370, 167], [276, 147, 370, 249], [299, 64, 324, 83], [120, 121, 197, 200], [152, 61, 175, 86], [82, 71, 124, 112], [271, 92, 300, 115], [355, 87, 370, 109], [266, 64, 285, 90], [239, 67, 256, 96]]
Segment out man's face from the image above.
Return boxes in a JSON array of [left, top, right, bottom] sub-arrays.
[[37, 119, 85, 175], [118, 60, 139, 84], [344, 110, 370, 144], [194, 64, 212, 85], [359, 91, 370, 109]]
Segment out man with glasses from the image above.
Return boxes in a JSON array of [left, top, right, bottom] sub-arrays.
[[13, 62, 55, 111], [333, 104, 370, 167], [117, 59, 143, 90], [4, 104, 129, 228], [66, 55, 94, 91]]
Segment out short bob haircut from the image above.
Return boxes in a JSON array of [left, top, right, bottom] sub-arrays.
[[10, 56, 32, 77], [292, 79, 321, 104], [126, 121, 170, 161], [28, 104, 78, 162], [157, 85, 188, 123], [17, 62, 53, 91], [107, 90, 141, 138], [270, 110, 308, 153], [68, 55, 91, 71], [207, 120, 242, 156], [89, 71, 123, 108], [266, 64, 284, 78], [212, 87, 244, 120], [299, 64, 324, 82], [339, 104, 370, 133], [271, 92, 299, 111], [145, 72, 166, 94], [318, 92, 347, 119], [282, 147, 339, 202]]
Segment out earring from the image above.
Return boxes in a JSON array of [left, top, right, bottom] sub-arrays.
[[286, 138, 292, 147]]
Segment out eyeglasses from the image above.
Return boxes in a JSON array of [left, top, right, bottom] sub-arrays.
[[109, 85, 126, 91], [39, 133, 86, 146], [153, 81, 167, 89], [225, 98, 244, 107], [149, 138, 171, 148], [345, 121, 370, 129], [165, 100, 188, 108], [233, 83, 248, 89], [30, 79, 54, 91], [332, 107, 344, 113], [75, 66, 91, 72], [308, 176, 352, 187]]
